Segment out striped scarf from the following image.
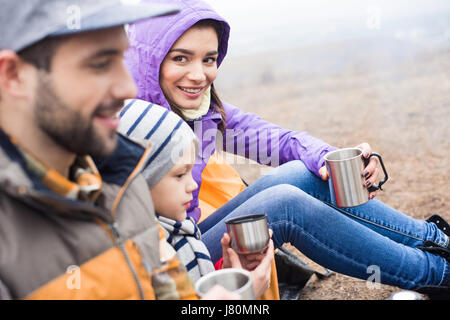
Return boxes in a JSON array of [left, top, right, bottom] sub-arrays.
[[157, 216, 215, 283]]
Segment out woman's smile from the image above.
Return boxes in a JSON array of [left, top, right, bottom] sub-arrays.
[[160, 26, 219, 110], [178, 86, 204, 97]]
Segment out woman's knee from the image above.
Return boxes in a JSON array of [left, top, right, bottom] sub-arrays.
[[267, 160, 325, 193], [267, 160, 311, 182], [262, 184, 310, 211], [279, 160, 308, 174], [261, 184, 314, 245]]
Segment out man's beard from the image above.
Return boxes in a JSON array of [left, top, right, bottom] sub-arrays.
[[34, 72, 122, 159]]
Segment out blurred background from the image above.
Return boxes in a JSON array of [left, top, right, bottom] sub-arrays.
[[203, 0, 450, 299], [206, 0, 450, 57]]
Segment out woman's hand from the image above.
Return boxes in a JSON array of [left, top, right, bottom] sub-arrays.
[[319, 142, 379, 200], [355, 142, 379, 200], [318, 166, 329, 181], [220, 230, 274, 298]]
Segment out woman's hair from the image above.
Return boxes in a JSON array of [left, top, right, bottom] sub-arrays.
[[165, 19, 227, 133]]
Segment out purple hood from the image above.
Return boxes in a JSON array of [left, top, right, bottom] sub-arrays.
[[125, 0, 230, 109], [125, 0, 337, 223]]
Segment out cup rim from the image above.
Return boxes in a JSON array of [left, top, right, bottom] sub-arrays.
[[195, 268, 253, 297], [225, 213, 267, 225], [324, 147, 363, 162]]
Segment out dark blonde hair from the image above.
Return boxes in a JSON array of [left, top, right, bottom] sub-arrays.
[[166, 19, 227, 133]]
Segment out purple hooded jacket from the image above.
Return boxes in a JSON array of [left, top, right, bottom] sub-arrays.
[[125, 0, 337, 223]]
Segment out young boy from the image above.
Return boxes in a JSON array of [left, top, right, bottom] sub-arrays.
[[118, 99, 273, 297]]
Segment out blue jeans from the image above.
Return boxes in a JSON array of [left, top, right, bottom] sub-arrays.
[[199, 160, 450, 290]]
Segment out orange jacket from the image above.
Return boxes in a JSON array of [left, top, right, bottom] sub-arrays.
[[0, 131, 197, 300]]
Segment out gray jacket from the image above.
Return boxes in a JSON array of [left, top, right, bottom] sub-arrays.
[[0, 130, 196, 299]]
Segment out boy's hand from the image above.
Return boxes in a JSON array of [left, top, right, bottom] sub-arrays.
[[221, 229, 274, 298]]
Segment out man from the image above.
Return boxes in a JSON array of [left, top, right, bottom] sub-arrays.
[[0, 0, 237, 300]]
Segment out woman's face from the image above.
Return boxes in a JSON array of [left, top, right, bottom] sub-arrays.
[[160, 26, 219, 110]]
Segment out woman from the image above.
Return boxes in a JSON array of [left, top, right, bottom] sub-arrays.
[[123, 0, 450, 291]]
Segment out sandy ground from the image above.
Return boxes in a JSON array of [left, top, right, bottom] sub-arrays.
[[215, 39, 450, 300]]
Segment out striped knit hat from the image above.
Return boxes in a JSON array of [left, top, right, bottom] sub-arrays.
[[118, 99, 197, 188]]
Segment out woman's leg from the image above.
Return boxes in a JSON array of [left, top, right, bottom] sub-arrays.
[[199, 160, 449, 249], [201, 184, 450, 289]]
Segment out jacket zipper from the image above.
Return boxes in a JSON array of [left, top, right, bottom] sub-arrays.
[[14, 144, 153, 300], [108, 222, 145, 300], [16, 188, 147, 299], [106, 146, 153, 300]]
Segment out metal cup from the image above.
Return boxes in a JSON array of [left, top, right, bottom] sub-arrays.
[[225, 214, 270, 254], [324, 148, 388, 207], [195, 268, 255, 300]]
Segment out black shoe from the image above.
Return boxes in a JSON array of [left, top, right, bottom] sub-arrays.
[[416, 239, 450, 299], [274, 247, 333, 300], [427, 214, 450, 237], [415, 240, 450, 299], [418, 240, 450, 260], [417, 214, 450, 261], [415, 214, 450, 299], [415, 285, 449, 300]]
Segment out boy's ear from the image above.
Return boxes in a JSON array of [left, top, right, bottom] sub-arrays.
[[0, 50, 34, 99]]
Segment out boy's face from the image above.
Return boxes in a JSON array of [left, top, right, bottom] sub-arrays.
[[150, 142, 198, 221]]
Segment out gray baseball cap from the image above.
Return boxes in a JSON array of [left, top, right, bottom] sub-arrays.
[[0, 0, 179, 52]]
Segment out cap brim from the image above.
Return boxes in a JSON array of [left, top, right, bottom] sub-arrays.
[[51, 2, 179, 36]]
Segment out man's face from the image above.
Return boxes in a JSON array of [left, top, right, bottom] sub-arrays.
[[33, 27, 137, 158]]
